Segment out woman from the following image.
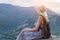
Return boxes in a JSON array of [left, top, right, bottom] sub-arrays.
[[16, 5, 51, 40]]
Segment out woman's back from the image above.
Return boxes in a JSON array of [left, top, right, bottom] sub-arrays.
[[40, 15, 51, 39]]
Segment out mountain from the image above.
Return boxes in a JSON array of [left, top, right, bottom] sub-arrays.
[[0, 3, 60, 40], [47, 9, 60, 35]]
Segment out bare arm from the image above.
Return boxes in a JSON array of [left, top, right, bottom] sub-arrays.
[[28, 16, 42, 32]]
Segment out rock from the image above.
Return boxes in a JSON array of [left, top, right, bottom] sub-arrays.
[[32, 36, 60, 40]]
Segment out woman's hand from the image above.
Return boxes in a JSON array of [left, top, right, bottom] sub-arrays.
[[23, 29, 28, 32], [22, 28, 32, 32]]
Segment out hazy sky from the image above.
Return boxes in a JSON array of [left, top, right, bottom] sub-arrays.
[[0, 0, 60, 13]]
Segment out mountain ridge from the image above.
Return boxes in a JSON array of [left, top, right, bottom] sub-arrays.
[[0, 3, 60, 40]]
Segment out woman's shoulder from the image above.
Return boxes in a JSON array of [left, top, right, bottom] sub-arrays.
[[38, 12, 48, 17], [38, 15, 43, 20]]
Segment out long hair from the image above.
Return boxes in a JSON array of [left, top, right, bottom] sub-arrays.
[[42, 18, 51, 39], [39, 5, 46, 14], [39, 5, 51, 39]]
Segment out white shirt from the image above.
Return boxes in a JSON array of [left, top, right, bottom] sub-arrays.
[[39, 12, 49, 23], [40, 12, 48, 17]]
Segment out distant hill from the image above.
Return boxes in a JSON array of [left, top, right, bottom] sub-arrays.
[[0, 3, 60, 40]]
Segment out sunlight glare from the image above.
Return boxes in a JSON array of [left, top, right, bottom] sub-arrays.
[[56, 0, 60, 2]]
